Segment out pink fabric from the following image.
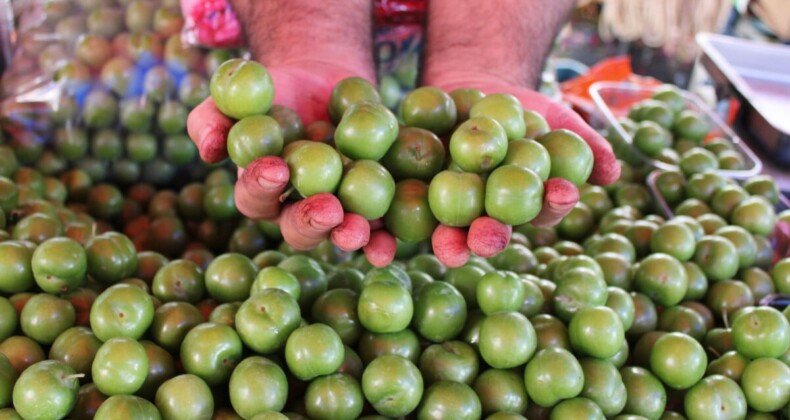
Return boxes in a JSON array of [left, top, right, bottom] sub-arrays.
[[182, 0, 244, 48]]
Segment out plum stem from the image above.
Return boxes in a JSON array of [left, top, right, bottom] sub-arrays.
[[707, 346, 721, 358], [279, 187, 295, 203]]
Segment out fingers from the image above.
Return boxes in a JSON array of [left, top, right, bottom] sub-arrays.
[[467, 217, 512, 258], [330, 213, 371, 252], [541, 100, 620, 186], [363, 230, 397, 268], [186, 98, 234, 163], [431, 225, 471, 268], [234, 156, 291, 220], [279, 193, 345, 251], [530, 178, 580, 228]]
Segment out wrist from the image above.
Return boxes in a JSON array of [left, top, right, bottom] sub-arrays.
[[252, 50, 376, 83], [422, 68, 533, 93], [227, 0, 375, 83]]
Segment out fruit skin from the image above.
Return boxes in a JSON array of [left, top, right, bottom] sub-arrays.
[[428, 170, 485, 227], [484, 165, 544, 226], [605, 286, 635, 331], [236, 289, 301, 354], [92, 337, 149, 396], [285, 142, 344, 197], [579, 358, 627, 417], [89, 283, 154, 342], [673, 110, 710, 142], [524, 347, 584, 407], [412, 281, 467, 342], [419, 340, 478, 386], [304, 373, 364, 420], [449, 116, 508, 173], [450, 88, 486, 121], [473, 368, 527, 415], [358, 280, 413, 333], [310, 288, 361, 345], [328, 77, 381, 123], [381, 127, 446, 181], [731, 306, 790, 359], [649, 332, 707, 390], [649, 222, 696, 262], [693, 235, 739, 282], [740, 357, 790, 413], [399, 86, 458, 136], [715, 225, 757, 270], [31, 237, 87, 294], [620, 366, 666, 420], [151, 256, 204, 300], [477, 271, 525, 315], [85, 232, 138, 285], [12, 360, 80, 420], [634, 253, 688, 307], [0, 353, 16, 408], [155, 374, 214, 419], [731, 196, 776, 236], [775, 258, 790, 294], [469, 93, 526, 141], [416, 381, 482, 420], [384, 179, 438, 243], [0, 242, 35, 294], [210, 58, 274, 119], [549, 397, 605, 420], [552, 267, 608, 323], [335, 102, 399, 161], [338, 160, 396, 220], [633, 121, 671, 157], [361, 355, 423, 417], [537, 129, 594, 186], [706, 350, 748, 382], [503, 138, 552, 182], [93, 394, 162, 420], [569, 306, 625, 359], [227, 115, 284, 168], [180, 322, 243, 386], [684, 374, 746, 420], [229, 356, 288, 418], [205, 253, 257, 303], [20, 293, 75, 346], [285, 323, 344, 381], [357, 329, 420, 365], [479, 311, 537, 369]]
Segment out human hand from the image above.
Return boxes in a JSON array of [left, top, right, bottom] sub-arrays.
[[187, 60, 396, 265], [424, 73, 621, 267]]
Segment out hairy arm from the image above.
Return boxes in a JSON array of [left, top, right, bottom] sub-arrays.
[[422, 0, 575, 88], [228, 0, 375, 80]]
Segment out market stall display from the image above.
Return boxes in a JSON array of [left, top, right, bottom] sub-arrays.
[[590, 81, 762, 178]]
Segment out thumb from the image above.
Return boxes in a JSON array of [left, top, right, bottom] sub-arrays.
[[186, 98, 234, 163], [279, 193, 345, 251], [530, 178, 580, 228]]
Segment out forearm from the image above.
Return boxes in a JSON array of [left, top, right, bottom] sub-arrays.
[[229, 0, 375, 78], [423, 0, 575, 88]]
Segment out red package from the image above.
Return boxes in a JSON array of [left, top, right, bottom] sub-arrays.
[[375, 0, 427, 25], [374, 0, 426, 92]]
